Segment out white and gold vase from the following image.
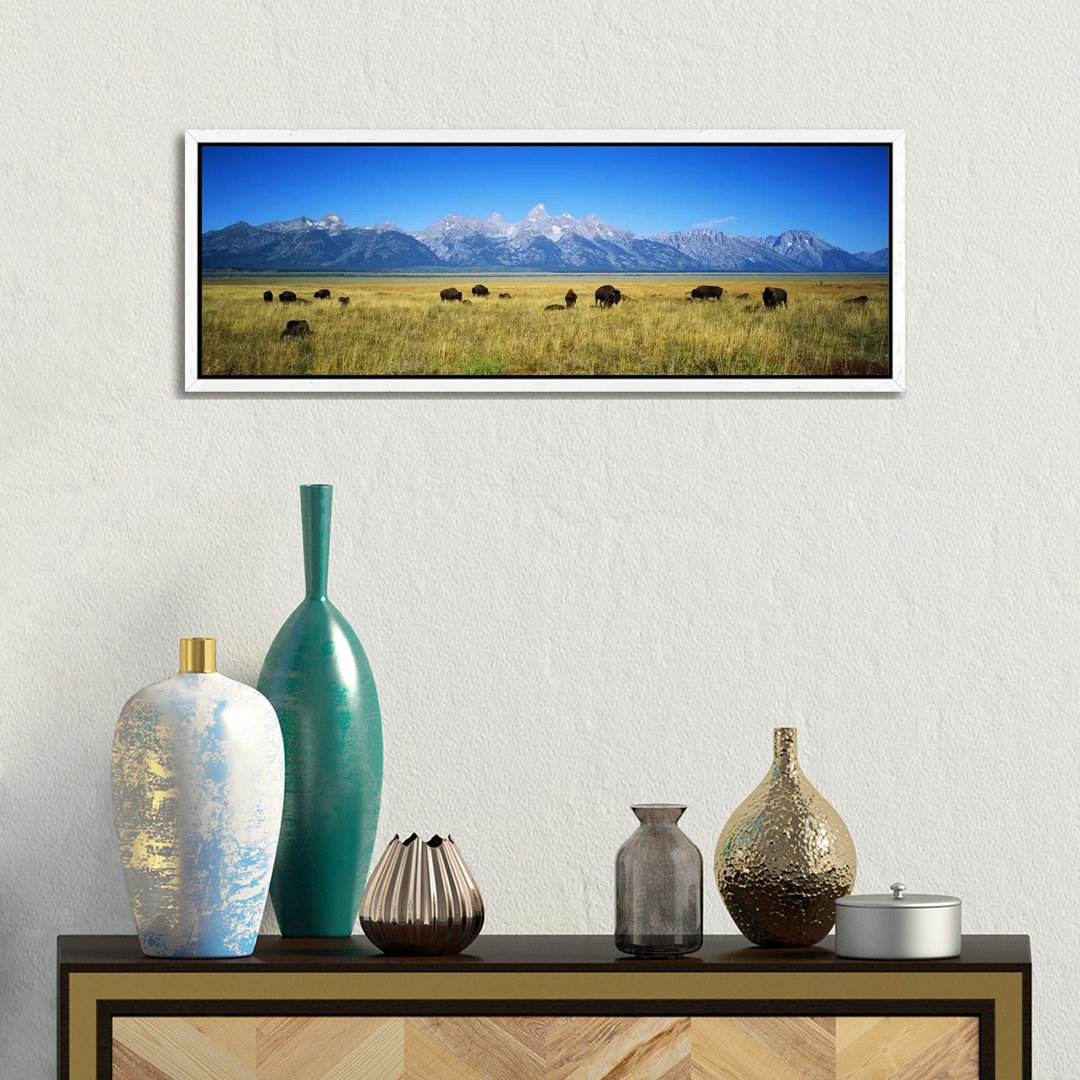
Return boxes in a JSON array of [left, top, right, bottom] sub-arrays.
[[112, 638, 285, 958]]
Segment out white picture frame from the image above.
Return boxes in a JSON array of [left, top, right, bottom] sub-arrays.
[[185, 129, 904, 394]]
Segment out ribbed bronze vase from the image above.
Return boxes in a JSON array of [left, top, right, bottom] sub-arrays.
[[715, 728, 856, 947], [359, 834, 484, 955]]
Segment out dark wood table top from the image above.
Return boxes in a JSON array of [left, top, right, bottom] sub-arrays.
[[57, 934, 1031, 973]]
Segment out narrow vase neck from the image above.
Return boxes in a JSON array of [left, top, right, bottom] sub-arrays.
[[771, 727, 799, 777], [178, 637, 216, 674], [301, 484, 333, 600], [632, 804, 686, 827]]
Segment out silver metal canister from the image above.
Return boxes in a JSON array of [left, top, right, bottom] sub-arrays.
[[834, 882, 961, 959]]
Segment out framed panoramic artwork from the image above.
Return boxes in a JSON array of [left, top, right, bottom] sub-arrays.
[[185, 130, 904, 393]]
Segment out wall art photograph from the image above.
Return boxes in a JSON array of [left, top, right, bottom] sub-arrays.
[[185, 131, 904, 393]]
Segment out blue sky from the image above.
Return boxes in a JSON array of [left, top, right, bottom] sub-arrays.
[[201, 143, 890, 252]]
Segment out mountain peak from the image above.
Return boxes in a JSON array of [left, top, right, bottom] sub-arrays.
[[311, 211, 350, 234], [204, 208, 875, 274], [770, 229, 828, 245]]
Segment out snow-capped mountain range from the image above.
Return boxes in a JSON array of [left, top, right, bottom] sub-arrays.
[[201, 204, 888, 273]]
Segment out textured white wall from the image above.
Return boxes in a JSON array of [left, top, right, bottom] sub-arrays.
[[2, 0, 1077, 1074]]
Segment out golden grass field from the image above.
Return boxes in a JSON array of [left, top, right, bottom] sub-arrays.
[[200, 276, 890, 378]]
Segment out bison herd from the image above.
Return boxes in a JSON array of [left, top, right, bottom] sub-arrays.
[[261, 288, 350, 339], [439, 284, 626, 308], [434, 283, 844, 310], [265, 282, 871, 342], [273, 289, 349, 306], [682, 285, 789, 308]]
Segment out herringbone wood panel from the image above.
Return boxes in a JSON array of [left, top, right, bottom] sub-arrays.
[[256, 1016, 402, 1080], [835, 1017, 979, 1080], [891, 1022, 979, 1080], [113, 1013, 978, 1079], [112, 1041, 174, 1080], [402, 1022, 485, 1080], [548, 1016, 689, 1080], [407, 1016, 546, 1080], [692, 1016, 823, 1080], [726, 1017, 835, 1080], [113, 1016, 256, 1080]]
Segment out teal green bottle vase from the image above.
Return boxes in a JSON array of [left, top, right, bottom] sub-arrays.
[[259, 484, 383, 936]]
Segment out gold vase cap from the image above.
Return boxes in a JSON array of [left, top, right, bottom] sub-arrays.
[[179, 638, 216, 674]]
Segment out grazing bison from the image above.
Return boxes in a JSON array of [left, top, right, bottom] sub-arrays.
[[279, 290, 298, 303], [498, 292, 512, 299], [544, 304, 566, 311], [472, 284, 490, 297], [280, 320, 310, 340], [565, 289, 578, 308], [690, 285, 724, 300], [734, 292, 750, 299], [440, 287, 463, 301], [338, 296, 350, 305], [314, 288, 331, 300], [594, 284, 622, 308], [461, 299, 472, 304], [844, 295, 869, 304], [262, 290, 273, 303], [762, 287, 788, 309]]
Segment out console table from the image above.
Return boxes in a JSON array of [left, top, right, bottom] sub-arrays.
[[58, 934, 1031, 1079]]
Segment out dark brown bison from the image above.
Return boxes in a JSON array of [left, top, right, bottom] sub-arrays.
[[314, 288, 331, 300], [762, 287, 788, 308], [279, 290, 297, 303], [338, 296, 350, 305], [565, 289, 578, 308], [262, 290, 273, 302], [734, 292, 750, 299], [472, 284, 490, 297], [544, 304, 566, 311], [595, 285, 622, 308], [280, 320, 310, 339], [440, 288, 463, 301], [498, 292, 512, 299], [844, 295, 869, 304], [690, 285, 724, 300]]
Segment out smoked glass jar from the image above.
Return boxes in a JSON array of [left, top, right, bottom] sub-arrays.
[[615, 804, 703, 957]]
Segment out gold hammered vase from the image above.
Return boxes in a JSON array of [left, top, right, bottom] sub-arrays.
[[715, 728, 856, 947]]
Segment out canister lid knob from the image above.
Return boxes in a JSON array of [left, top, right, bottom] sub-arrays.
[[891, 882, 907, 900]]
